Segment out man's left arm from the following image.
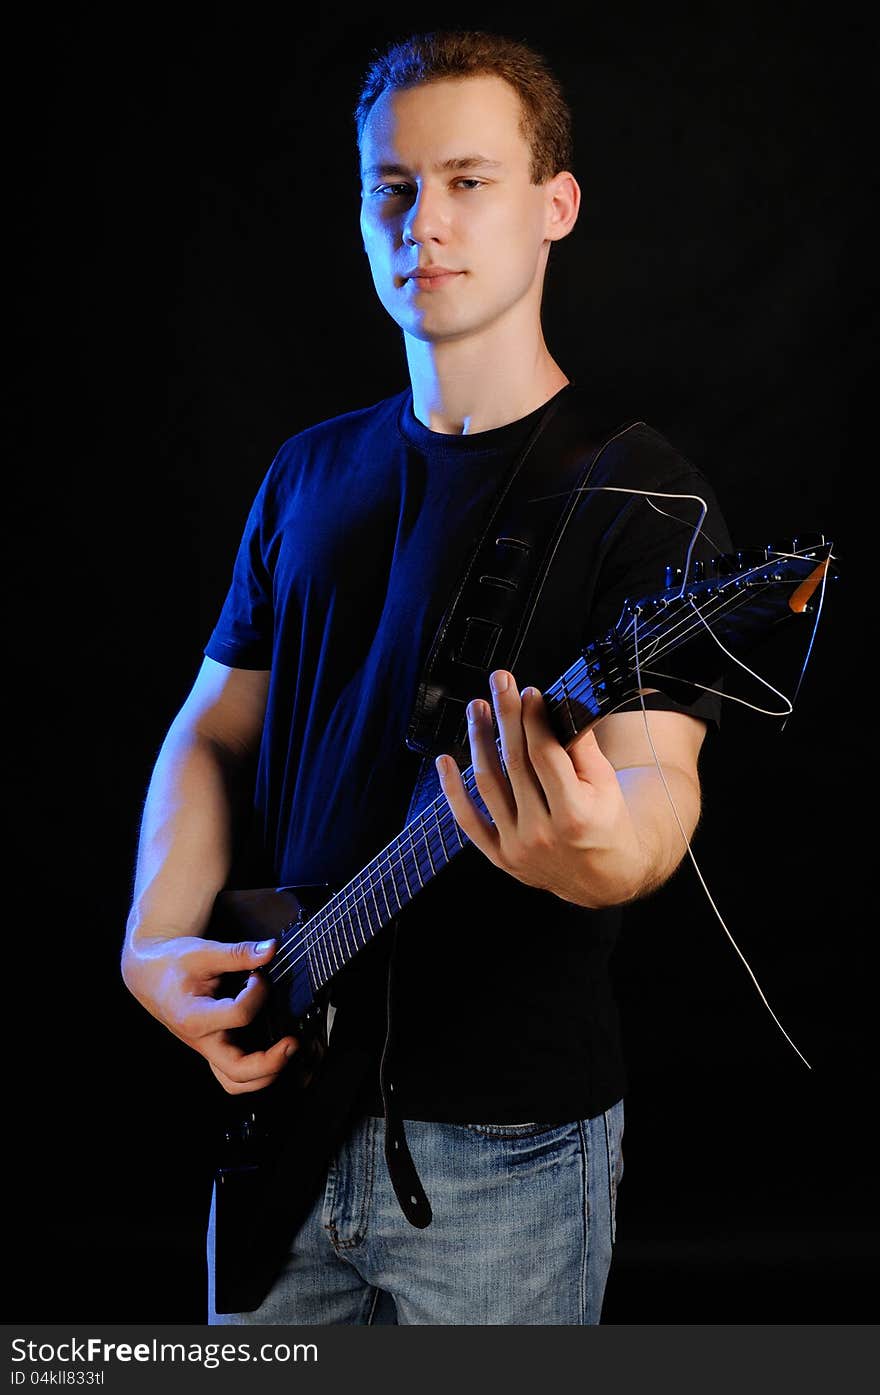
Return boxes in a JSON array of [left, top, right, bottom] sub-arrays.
[[435, 668, 706, 910]]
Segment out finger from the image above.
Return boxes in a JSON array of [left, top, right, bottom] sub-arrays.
[[518, 685, 585, 813], [183, 935, 280, 980], [209, 1060, 288, 1095], [175, 968, 271, 1040], [203, 1032, 300, 1092], [489, 671, 549, 819], [567, 724, 619, 788], [435, 754, 502, 864], [465, 698, 517, 831]]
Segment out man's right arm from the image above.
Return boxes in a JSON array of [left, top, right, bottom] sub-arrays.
[[121, 656, 299, 1093]]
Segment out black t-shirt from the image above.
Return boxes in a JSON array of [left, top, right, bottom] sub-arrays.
[[205, 383, 732, 1123]]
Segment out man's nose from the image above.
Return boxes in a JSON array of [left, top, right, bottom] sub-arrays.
[[403, 185, 448, 245]]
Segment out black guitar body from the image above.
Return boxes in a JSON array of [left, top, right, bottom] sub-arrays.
[[210, 883, 377, 1314], [209, 883, 327, 1045]]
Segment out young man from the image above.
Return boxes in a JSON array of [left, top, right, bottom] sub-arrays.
[[121, 30, 730, 1324]]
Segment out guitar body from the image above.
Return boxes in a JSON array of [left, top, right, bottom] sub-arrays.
[[210, 883, 378, 1314], [209, 883, 327, 1054]]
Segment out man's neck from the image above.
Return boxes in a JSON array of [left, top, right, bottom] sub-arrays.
[[405, 328, 569, 435]]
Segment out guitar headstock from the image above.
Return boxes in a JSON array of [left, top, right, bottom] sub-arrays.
[[547, 534, 837, 746], [620, 532, 836, 628]]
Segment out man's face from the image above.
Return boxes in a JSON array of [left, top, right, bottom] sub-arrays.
[[359, 75, 560, 345]]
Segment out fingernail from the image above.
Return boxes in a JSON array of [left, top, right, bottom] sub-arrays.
[[285, 1042, 298, 1057], [491, 670, 509, 693], [435, 755, 450, 776], [255, 939, 275, 954]]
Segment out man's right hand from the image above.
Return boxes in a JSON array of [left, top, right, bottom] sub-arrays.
[[122, 934, 299, 1094]]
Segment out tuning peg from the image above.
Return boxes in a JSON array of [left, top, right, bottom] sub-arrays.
[[766, 533, 826, 558]]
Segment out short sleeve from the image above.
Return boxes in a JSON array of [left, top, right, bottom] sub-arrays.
[[203, 458, 280, 670]]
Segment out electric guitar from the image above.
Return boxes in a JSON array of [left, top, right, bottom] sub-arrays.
[[209, 533, 836, 1312]]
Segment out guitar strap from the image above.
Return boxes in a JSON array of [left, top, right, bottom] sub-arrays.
[[378, 384, 644, 1228]]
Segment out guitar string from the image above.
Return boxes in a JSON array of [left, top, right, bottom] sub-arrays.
[[266, 561, 823, 992], [629, 606, 813, 1068], [266, 561, 823, 986]]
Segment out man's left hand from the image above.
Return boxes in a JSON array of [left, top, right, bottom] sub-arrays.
[[435, 668, 646, 906]]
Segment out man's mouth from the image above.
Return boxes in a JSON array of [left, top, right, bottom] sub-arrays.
[[402, 267, 464, 289]]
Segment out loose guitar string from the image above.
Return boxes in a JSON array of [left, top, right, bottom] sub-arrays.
[[265, 552, 822, 995], [630, 605, 812, 1069], [638, 545, 832, 720], [555, 489, 828, 1068], [266, 554, 819, 996], [265, 488, 828, 1058]]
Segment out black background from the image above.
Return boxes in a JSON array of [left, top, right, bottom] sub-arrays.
[[9, 6, 868, 1324]]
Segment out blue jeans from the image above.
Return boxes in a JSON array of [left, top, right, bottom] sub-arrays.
[[208, 1100, 624, 1326]]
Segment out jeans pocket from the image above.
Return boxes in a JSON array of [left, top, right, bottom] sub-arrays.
[[461, 1121, 560, 1139]]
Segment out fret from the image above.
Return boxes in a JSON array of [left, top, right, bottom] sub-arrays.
[[305, 931, 323, 989], [336, 903, 354, 959], [351, 886, 369, 943], [345, 900, 363, 949], [433, 804, 448, 861], [305, 926, 322, 994], [421, 819, 436, 876], [377, 860, 394, 919], [338, 887, 359, 954], [407, 823, 425, 889], [326, 922, 342, 975], [386, 838, 407, 907], [387, 842, 406, 909], [368, 874, 383, 929], [302, 923, 319, 983], [311, 920, 331, 985], [354, 876, 377, 940], [397, 837, 414, 899]]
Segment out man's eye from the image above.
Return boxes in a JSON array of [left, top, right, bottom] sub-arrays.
[[375, 183, 413, 198], [454, 179, 484, 189]]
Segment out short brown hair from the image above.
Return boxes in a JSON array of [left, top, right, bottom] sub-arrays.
[[354, 29, 573, 184]]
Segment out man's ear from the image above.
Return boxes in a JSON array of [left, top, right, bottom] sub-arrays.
[[545, 170, 581, 242]]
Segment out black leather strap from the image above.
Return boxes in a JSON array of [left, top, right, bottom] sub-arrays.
[[406, 386, 636, 768], [378, 386, 641, 1228]]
